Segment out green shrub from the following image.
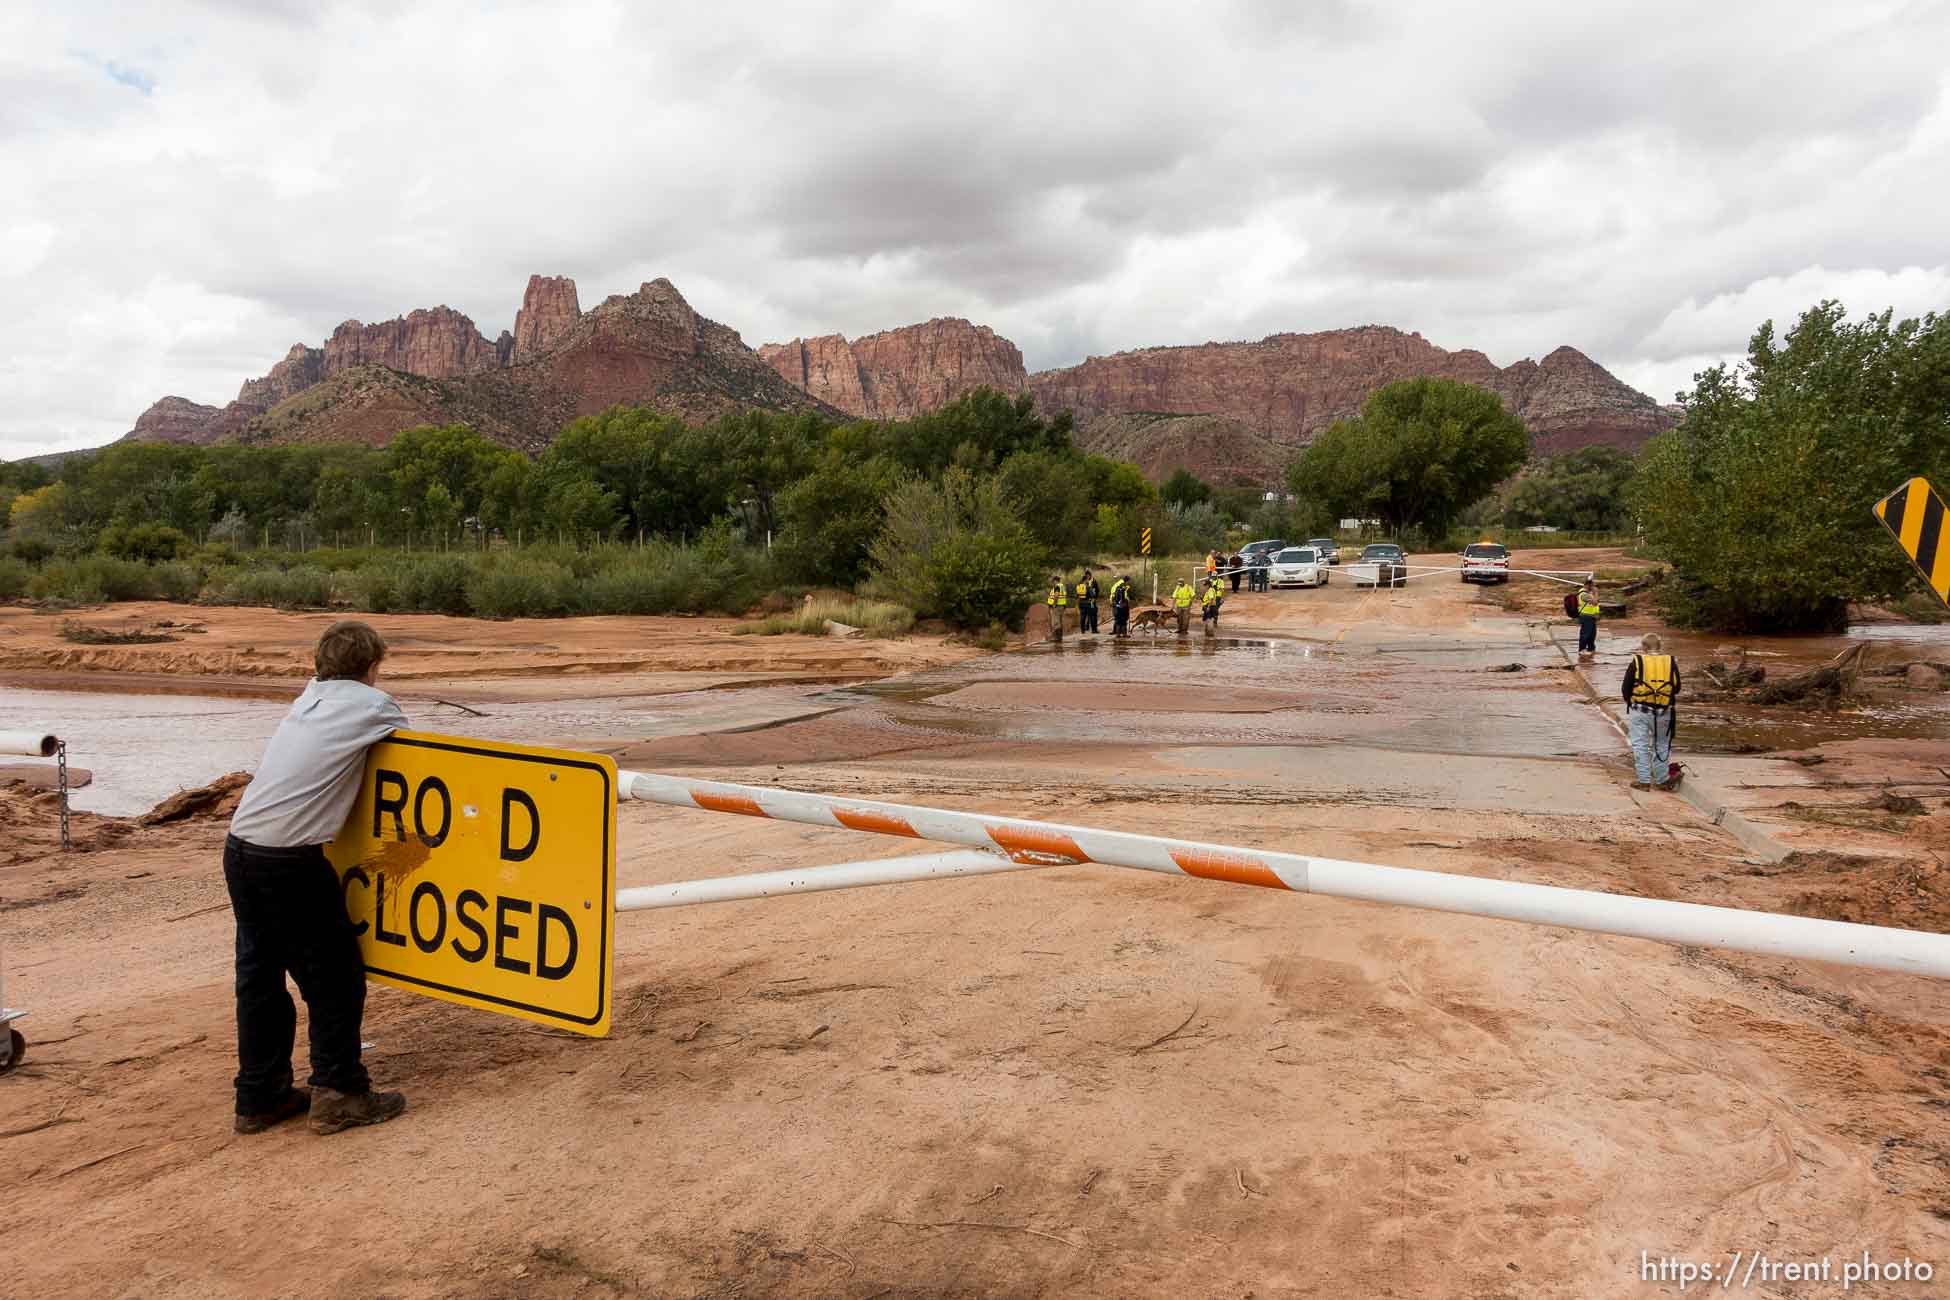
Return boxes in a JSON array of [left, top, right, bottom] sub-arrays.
[[7, 536, 55, 564], [218, 565, 338, 609], [99, 522, 193, 563], [350, 564, 400, 613], [0, 556, 30, 600], [152, 561, 202, 601], [927, 530, 1047, 629], [194, 541, 241, 569], [30, 555, 172, 603], [465, 558, 577, 618], [389, 554, 472, 615]]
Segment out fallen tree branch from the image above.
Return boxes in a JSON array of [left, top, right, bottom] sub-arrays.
[[1130, 1004, 1201, 1054]]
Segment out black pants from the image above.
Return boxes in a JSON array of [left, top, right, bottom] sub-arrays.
[[1577, 615, 1598, 652], [1079, 600, 1097, 633], [223, 835, 370, 1112], [1112, 603, 1128, 634], [1230, 573, 1240, 592]]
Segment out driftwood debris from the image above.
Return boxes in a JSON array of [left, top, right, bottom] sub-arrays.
[[1751, 643, 1867, 706], [1703, 661, 1766, 690]]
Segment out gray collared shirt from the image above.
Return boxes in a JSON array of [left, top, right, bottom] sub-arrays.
[[229, 678, 407, 848]]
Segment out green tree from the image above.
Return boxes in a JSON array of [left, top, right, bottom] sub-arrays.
[[1287, 377, 1530, 540], [1160, 469, 1212, 509], [1502, 446, 1638, 532], [774, 449, 904, 585], [1632, 302, 1950, 631], [865, 468, 1047, 627]]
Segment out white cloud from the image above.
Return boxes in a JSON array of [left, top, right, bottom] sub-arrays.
[[3, 0, 1949, 457], [1641, 265, 1950, 358]]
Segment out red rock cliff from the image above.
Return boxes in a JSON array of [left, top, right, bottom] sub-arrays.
[[760, 318, 1026, 420], [320, 306, 503, 380], [126, 395, 224, 443], [511, 274, 581, 363]]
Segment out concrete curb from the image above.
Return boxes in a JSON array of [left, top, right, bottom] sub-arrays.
[[1542, 624, 1794, 864]]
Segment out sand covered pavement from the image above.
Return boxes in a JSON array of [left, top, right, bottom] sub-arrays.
[[2, 586, 1948, 1297]]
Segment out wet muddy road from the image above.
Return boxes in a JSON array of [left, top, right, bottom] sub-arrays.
[[3, 564, 1949, 1299]]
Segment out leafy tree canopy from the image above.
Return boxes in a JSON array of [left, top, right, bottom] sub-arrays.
[[1286, 377, 1531, 541], [1500, 446, 1638, 533], [1632, 301, 1950, 631]]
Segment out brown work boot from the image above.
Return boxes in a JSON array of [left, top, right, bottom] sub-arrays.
[[308, 1086, 407, 1135], [1630, 781, 1651, 791], [234, 1086, 310, 1135]]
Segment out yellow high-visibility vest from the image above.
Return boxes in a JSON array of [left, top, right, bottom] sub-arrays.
[[1630, 654, 1677, 709], [1578, 592, 1602, 617], [1048, 585, 1067, 607], [1173, 583, 1195, 608], [1202, 586, 1220, 607]]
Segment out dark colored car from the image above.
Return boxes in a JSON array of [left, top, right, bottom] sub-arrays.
[[1357, 542, 1407, 589]]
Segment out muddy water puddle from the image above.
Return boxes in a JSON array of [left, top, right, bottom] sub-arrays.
[[0, 685, 832, 815], [822, 631, 1613, 758], [1574, 622, 1950, 755]]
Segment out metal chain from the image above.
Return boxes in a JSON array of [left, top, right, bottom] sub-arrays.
[[57, 740, 71, 852]]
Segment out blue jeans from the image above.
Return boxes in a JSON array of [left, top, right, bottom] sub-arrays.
[[1628, 706, 1672, 785], [1577, 615, 1598, 652]]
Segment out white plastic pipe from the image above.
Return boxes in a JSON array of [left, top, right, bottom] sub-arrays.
[[615, 849, 1039, 912], [617, 770, 1950, 980], [0, 731, 58, 758]]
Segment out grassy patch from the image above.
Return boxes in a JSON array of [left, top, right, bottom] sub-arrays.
[[734, 597, 915, 637]]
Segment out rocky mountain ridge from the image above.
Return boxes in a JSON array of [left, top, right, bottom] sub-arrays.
[[125, 280, 1670, 477], [758, 319, 1027, 421], [754, 319, 1672, 481], [1022, 326, 1671, 464], [126, 276, 828, 449]]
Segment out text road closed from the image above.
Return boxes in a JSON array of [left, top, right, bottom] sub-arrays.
[[324, 731, 616, 1036]]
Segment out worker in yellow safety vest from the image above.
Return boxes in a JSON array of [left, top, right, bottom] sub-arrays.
[[1109, 575, 1132, 636], [1046, 575, 1068, 642], [1621, 633, 1683, 790], [1575, 578, 1602, 655], [1201, 577, 1223, 633], [1172, 577, 1196, 635]]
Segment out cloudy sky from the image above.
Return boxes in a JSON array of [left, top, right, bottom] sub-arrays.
[[4, 0, 1948, 458]]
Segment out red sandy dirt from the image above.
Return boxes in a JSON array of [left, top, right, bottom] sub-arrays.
[[0, 602, 981, 698], [3, 583, 1949, 1297]]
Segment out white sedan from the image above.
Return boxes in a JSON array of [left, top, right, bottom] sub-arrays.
[[1268, 546, 1328, 588]]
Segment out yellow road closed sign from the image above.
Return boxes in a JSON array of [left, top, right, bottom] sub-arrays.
[[323, 730, 616, 1036]]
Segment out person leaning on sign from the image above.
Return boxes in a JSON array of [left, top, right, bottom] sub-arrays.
[[1172, 576, 1196, 634], [224, 621, 409, 1136], [1622, 633, 1682, 790], [1046, 575, 1068, 642], [1110, 573, 1132, 636], [1576, 578, 1602, 656]]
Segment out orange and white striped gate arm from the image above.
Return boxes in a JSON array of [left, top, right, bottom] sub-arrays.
[[616, 770, 1950, 982]]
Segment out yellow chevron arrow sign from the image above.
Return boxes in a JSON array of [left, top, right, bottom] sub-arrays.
[[1874, 476, 1950, 609]]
